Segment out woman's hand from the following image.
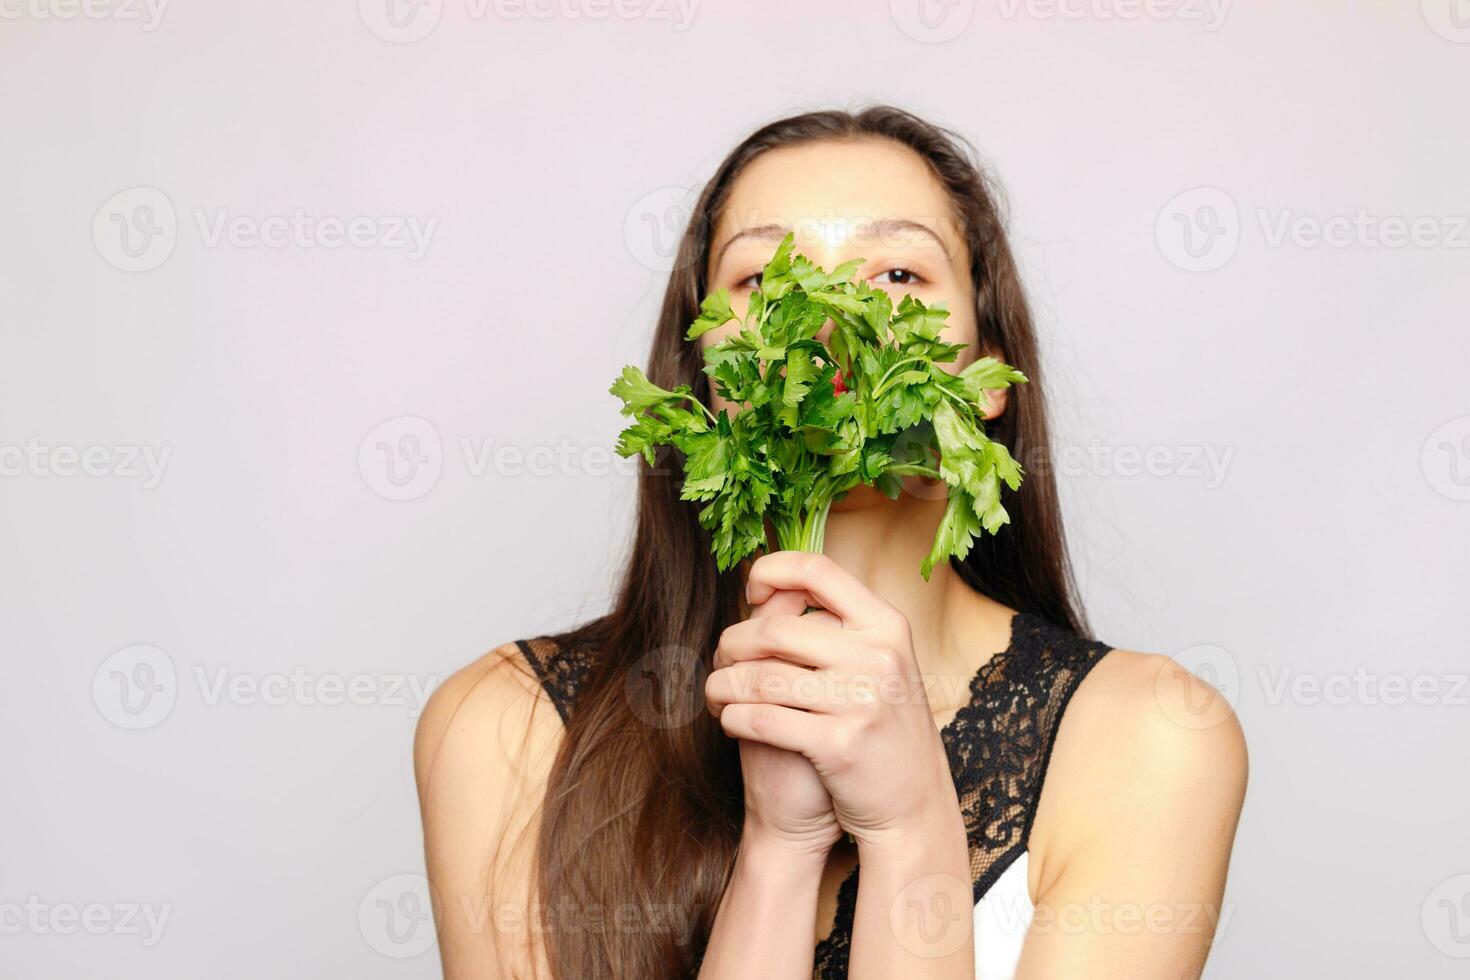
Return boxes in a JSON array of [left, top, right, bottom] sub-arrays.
[[709, 587, 844, 859], [706, 551, 964, 846]]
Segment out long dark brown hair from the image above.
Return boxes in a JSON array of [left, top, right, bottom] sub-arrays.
[[532, 105, 1085, 979]]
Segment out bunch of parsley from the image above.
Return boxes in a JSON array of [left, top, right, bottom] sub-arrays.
[[610, 234, 1027, 579]]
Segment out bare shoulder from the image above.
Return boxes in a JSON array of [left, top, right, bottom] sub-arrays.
[[414, 641, 564, 804], [415, 642, 564, 977], [1030, 648, 1248, 893], [1068, 649, 1247, 776]]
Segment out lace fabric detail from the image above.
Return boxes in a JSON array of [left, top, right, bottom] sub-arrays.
[[515, 636, 593, 725], [515, 611, 1112, 979]]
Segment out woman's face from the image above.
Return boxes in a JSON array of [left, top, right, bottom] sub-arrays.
[[701, 137, 1004, 422]]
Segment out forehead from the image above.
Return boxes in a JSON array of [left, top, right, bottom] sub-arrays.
[[712, 137, 963, 253]]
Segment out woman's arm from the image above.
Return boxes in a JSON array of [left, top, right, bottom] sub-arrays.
[[414, 645, 564, 979], [847, 807, 976, 978], [1015, 651, 1248, 979], [698, 833, 828, 979], [701, 588, 846, 978]]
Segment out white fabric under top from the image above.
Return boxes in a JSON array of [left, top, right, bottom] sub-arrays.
[[974, 851, 1034, 980]]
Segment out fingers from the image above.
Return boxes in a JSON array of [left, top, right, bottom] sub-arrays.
[[745, 551, 888, 629], [717, 701, 825, 757], [749, 587, 842, 628], [715, 613, 850, 670], [705, 659, 834, 717], [803, 608, 843, 629], [747, 587, 812, 620]]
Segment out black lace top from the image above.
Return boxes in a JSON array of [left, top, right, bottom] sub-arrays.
[[516, 610, 1112, 979]]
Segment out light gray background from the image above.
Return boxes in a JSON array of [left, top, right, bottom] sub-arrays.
[[2, 1, 1466, 977]]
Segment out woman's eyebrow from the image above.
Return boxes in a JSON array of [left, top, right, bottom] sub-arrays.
[[863, 218, 951, 258], [711, 222, 789, 269], [711, 217, 952, 269]]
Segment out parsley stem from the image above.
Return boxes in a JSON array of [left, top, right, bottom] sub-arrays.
[[871, 356, 928, 399], [885, 463, 941, 479], [936, 384, 972, 415], [686, 396, 719, 426], [800, 499, 831, 553], [771, 496, 833, 555]]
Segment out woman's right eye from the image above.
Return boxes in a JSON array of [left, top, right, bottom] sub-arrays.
[[734, 272, 762, 290]]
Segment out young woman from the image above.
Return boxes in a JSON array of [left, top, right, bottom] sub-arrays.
[[415, 106, 1247, 980]]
